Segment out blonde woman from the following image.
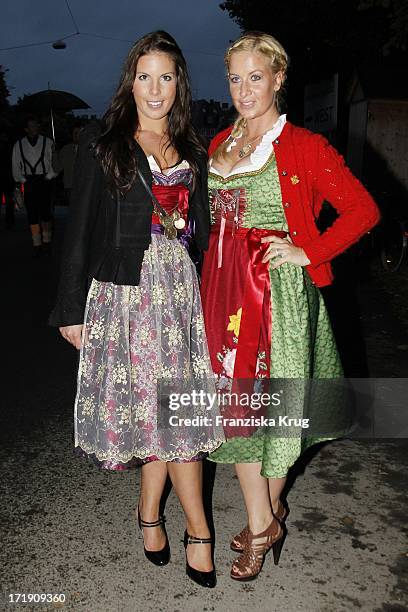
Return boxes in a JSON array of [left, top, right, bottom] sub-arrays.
[[201, 31, 380, 581]]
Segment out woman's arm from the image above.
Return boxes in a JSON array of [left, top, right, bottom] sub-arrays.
[[301, 135, 380, 267], [48, 124, 103, 328]]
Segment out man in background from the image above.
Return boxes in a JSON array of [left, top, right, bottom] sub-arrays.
[[12, 116, 57, 256]]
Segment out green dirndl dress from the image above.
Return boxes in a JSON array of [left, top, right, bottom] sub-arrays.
[[200, 150, 344, 478]]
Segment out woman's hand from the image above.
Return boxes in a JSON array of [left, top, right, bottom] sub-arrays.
[[59, 324, 83, 350], [261, 235, 310, 269]]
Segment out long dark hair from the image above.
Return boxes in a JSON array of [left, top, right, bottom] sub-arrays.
[[96, 30, 205, 192]]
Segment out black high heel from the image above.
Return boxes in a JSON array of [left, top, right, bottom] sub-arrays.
[[183, 531, 216, 588], [137, 506, 170, 566]]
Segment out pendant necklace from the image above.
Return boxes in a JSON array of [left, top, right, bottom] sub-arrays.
[[237, 132, 264, 159]]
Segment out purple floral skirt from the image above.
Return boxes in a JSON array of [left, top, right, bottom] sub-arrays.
[[74, 235, 224, 470]]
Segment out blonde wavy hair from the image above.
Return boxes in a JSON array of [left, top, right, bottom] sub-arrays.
[[213, 31, 289, 160]]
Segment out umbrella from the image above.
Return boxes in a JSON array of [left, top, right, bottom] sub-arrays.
[[22, 89, 90, 141], [23, 89, 90, 112]]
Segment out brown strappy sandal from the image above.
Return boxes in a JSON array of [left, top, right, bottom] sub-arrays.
[[230, 516, 285, 581], [230, 499, 287, 553]]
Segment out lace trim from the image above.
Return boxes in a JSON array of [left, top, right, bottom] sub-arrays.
[[75, 439, 225, 462], [152, 167, 192, 186], [147, 155, 190, 175]]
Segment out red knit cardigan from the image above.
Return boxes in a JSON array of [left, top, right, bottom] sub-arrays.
[[208, 121, 380, 287]]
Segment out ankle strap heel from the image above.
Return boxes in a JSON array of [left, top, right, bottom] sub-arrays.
[[138, 515, 166, 529], [183, 532, 213, 546], [183, 530, 216, 588], [137, 506, 170, 566]]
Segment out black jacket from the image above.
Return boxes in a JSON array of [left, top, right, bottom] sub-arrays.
[[49, 124, 210, 327]]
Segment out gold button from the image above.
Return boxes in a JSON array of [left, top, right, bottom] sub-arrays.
[[274, 138, 280, 144], [292, 231, 297, 236], [282, 170, 288, 176], [284, 202, 290, 208]]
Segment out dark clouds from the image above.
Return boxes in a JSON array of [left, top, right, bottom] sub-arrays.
[[1, 0, 241, 114]]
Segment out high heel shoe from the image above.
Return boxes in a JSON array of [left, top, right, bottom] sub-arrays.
[[183, 531, 216, 588], [137, 506, 170, 566], [230, 516, 285, 581], [230, 499, 288, 553]]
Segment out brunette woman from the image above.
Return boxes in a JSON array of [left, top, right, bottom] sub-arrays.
[[49, 30, 223, 588]]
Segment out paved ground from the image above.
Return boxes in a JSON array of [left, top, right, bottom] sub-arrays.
[[1, 209, 407, 612]]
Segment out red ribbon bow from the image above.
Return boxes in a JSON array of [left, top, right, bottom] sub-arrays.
[[233, 227, 287, 380], [221, 227, 287, 439]]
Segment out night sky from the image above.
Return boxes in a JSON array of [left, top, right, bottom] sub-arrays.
[[0, 0, 241, 115]]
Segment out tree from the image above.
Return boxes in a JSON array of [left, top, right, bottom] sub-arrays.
[[359, 0, 408, 53], [0, 65, 10, 110], [219, 0, 407, 77]]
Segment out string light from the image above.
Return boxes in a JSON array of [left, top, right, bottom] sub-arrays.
[[0, 33, 79, 51]]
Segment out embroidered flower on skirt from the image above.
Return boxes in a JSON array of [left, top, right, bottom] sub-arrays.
[[74, 235, 224, 468]]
